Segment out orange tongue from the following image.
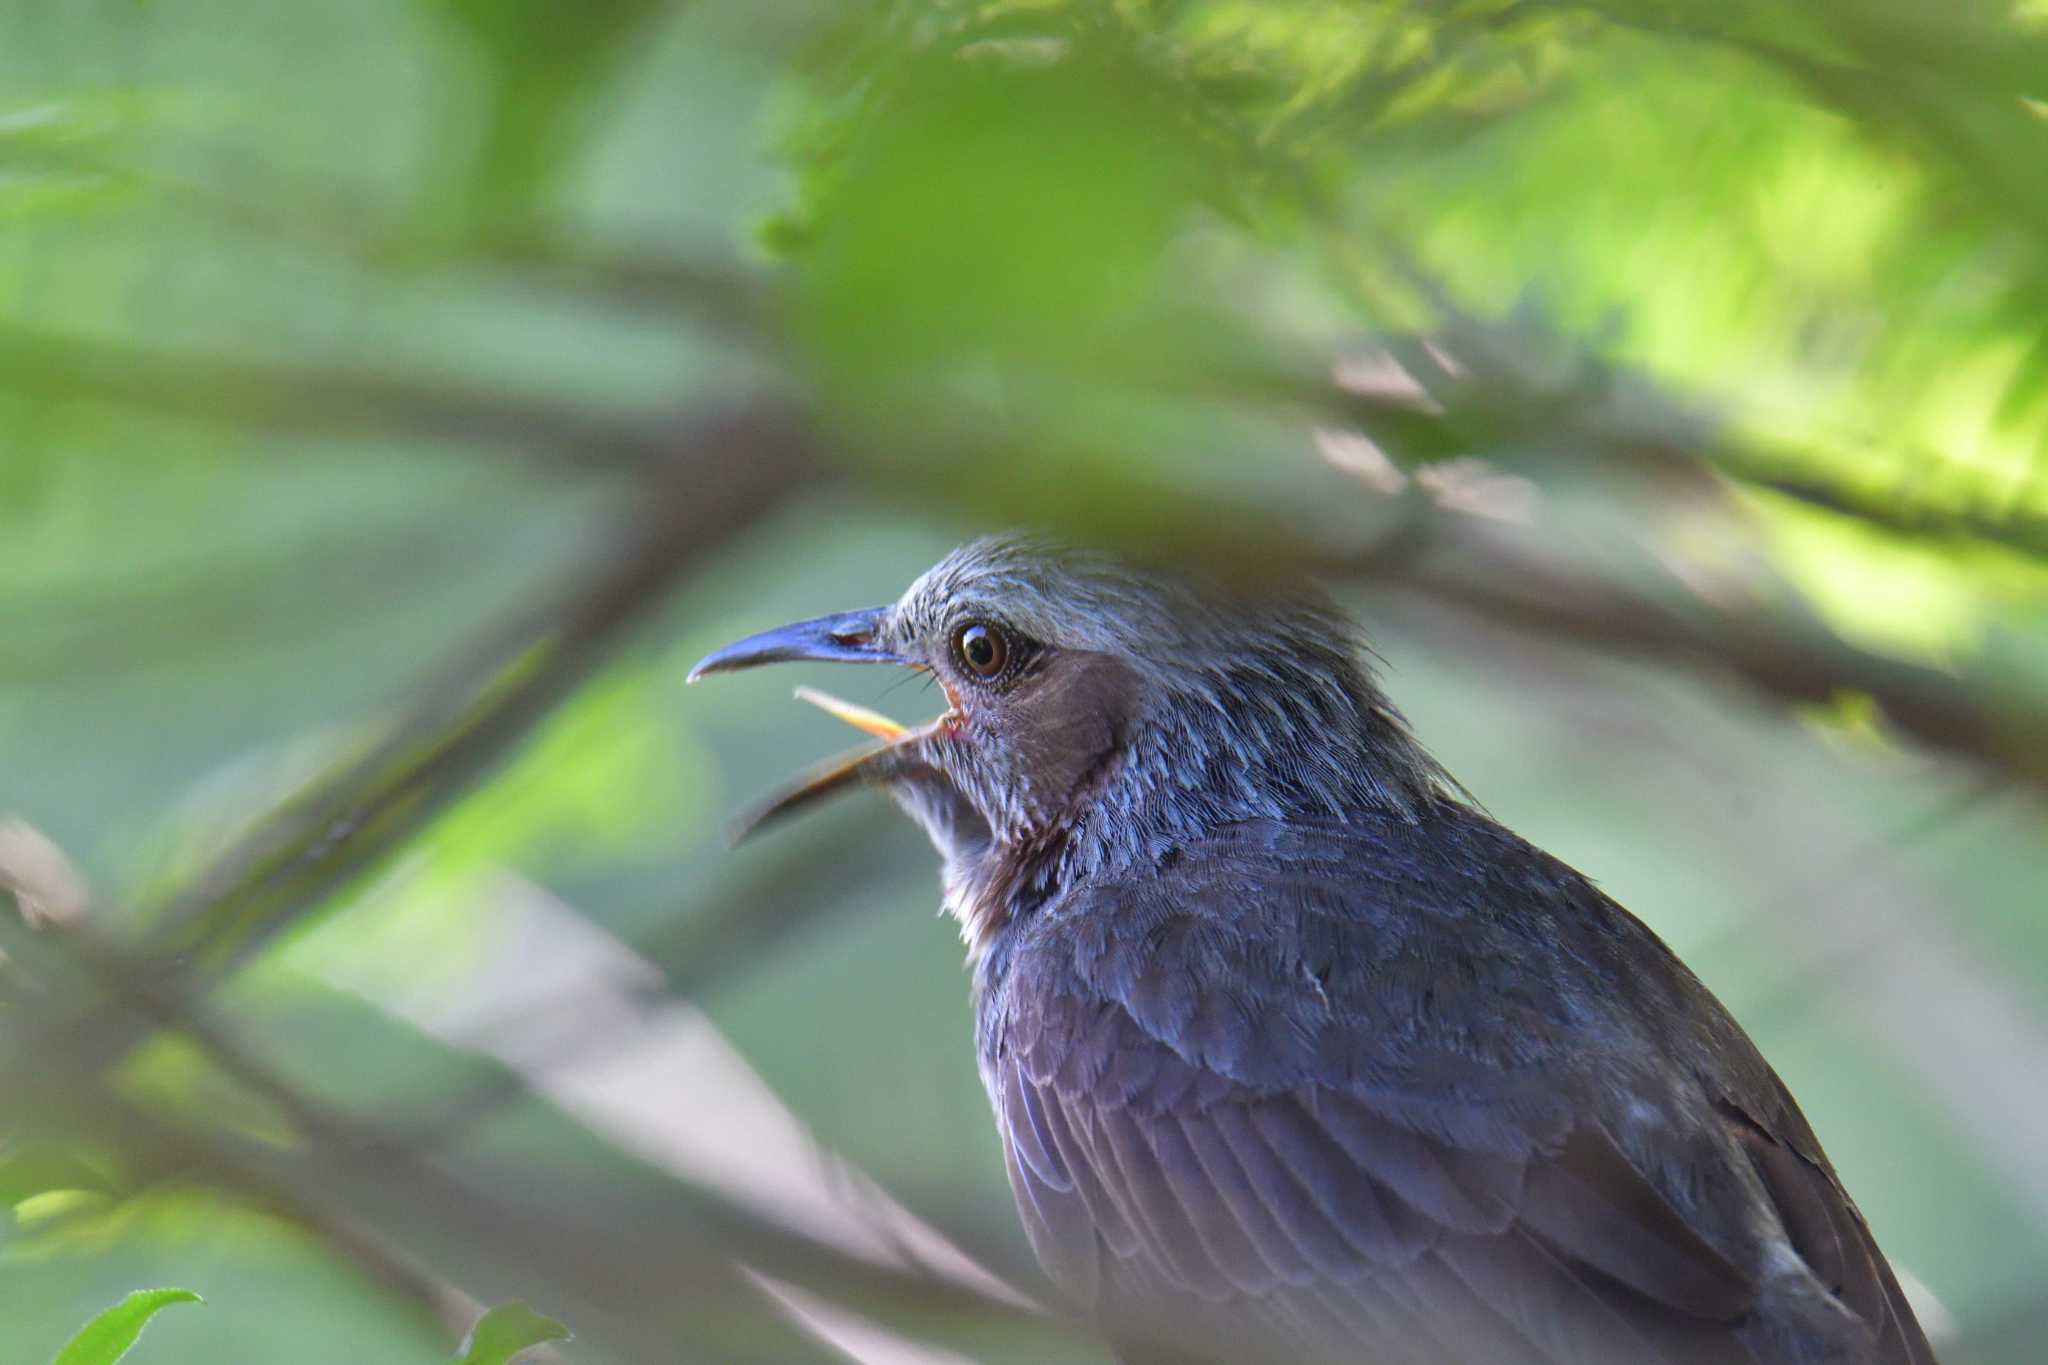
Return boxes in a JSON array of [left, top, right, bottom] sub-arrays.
[[793, 685, 910, 740]]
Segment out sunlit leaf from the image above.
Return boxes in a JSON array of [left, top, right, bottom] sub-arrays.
[[447, 1302, 570, 1365], [48, 1289, 202, 1365]]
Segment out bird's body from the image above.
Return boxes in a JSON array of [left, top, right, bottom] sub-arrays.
[[976, 813, 1923, 1364], [692, 536, 1936, 1365]]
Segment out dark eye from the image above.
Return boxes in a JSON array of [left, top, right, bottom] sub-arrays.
[[953, 622, 1009, 680]]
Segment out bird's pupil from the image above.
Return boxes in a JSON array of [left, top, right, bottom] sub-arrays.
[[959, 624, 1004, 676]]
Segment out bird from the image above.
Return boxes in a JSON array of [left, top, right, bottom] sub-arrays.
[[689, 534, 1937, 1365]]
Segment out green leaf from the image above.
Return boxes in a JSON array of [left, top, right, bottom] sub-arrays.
[[49, 1289, 202, 1365], [448, 1302, 571, 1365]]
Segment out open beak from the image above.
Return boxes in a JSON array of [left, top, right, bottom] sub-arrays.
[[688, 608, 953, 843]]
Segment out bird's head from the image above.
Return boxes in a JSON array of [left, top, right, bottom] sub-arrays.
[[690, 535, 1444, 944]]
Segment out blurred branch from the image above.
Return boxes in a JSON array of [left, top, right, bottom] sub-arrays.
[[1721, 456, 2048, 563], [1326, 224, 2048, 563], [138, 404, 813, 979], [396, 816, 907, 1149], [0, 834, 481, 1347], [1411, 319, 2048, 560], [471, 230, 775, 339], [15, 109, 781, 342], [0, 324, 679, 472], [0, 907, 1082, 1365], [0, 501, 498, 684], [1241, 208, 2048, 793], [1342, 507, 2048, 790]]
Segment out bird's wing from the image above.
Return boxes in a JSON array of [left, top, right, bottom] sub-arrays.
[[997, 1010, 1760, 1364], [1717, 1098, 1938, 1365], [986, 815, 1933, 1365]]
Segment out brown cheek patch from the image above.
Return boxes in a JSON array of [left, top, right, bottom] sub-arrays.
[[1009, 649, 1139, 807]]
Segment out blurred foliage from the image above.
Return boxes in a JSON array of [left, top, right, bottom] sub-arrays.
[[2, 0, 2047, 1362]]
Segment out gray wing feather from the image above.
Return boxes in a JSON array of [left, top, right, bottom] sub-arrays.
[[985, 815, 1933, 1364]]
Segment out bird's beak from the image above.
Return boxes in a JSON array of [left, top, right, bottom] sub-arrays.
[[686, 608, 907, 680], [688, 608, 951, 843]]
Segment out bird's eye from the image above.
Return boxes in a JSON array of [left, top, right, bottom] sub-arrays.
[[953, 622, 1009, 680]]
